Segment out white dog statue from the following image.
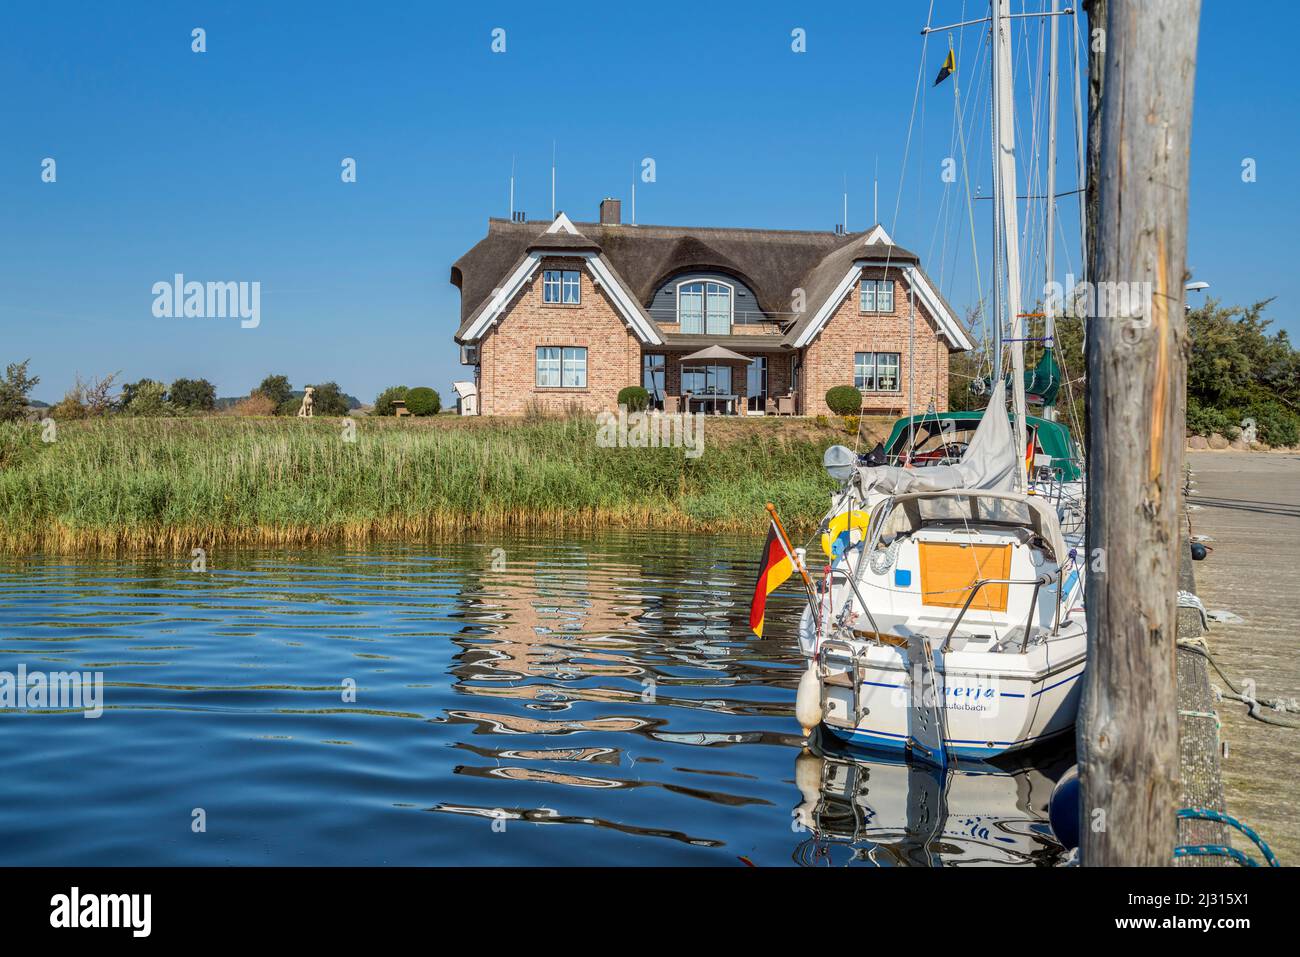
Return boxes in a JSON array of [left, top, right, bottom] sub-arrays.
[[297, 386, 315, 418]]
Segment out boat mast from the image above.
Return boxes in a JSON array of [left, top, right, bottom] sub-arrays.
[[1043, 0, 1060, 422], [991, 0, 1029, 489]]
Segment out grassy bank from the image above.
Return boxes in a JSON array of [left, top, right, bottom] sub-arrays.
[[0, 415, 878, 554]]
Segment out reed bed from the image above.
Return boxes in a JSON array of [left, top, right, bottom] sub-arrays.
[[0, 416, 839, 554]]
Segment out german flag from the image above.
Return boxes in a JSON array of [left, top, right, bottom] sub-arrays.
[[749, 519, 796, 637], [933, 48, 955, 86]]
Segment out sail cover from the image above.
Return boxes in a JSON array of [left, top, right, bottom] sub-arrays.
[[854, 380, 1019, 494]]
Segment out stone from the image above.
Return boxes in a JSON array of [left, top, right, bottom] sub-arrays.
[[1207, 432, 1230, 450]]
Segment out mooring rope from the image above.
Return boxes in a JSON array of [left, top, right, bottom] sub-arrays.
[[1175, 808, 1280, 867], [1177, 636, 1300, 729]]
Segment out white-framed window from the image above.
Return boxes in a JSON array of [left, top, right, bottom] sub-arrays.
[[543, 269, 581, 304], [855, 351, 901, 392], [677, 280, 732, 335], [536, 346, 587, 388], [859, 279, 895, 313]]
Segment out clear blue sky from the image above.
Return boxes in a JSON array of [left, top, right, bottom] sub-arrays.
[[1, 1, 1294, 405]]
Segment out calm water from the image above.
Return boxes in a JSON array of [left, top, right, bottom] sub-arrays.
[[0, 532, 1067, 866]]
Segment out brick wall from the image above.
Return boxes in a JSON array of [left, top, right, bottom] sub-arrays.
[[798, 266, 952, 417], [476, 256, 642, 415]]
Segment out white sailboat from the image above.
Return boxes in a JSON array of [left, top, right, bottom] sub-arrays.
[[792, 0, 1088, 766]]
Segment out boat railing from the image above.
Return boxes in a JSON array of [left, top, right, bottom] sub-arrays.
[[940, 571, 1058, 654]]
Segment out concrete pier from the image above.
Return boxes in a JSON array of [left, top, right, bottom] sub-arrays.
[[1183, 450, 1300, 864]]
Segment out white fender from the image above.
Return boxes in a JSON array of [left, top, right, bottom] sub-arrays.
[[795, 664, 823, 736]]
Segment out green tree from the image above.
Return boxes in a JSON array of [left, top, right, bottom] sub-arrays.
[[125, 380, 172, 417], [373, 385, 409, 416], [120, 378, 167, 412], [405, 387, 441, 416], [254, 374, 293, 411], [1186, 298, 1299, 444], [0, 359, 39, 422], [305, 381, 350, 416], [169, 377, 216, 412]]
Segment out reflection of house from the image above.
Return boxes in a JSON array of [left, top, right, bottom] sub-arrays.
[[451, 200, 971, 417]]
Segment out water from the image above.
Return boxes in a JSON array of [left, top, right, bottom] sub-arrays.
[[0, 531, 1066, 865]]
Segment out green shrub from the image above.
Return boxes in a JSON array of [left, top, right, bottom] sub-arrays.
[[1186, 399, 1236, 438], [406, 387, 441, 416], [374, 385, 409, 416], [825, 385, 862, 416], [1242, 399, 1299, 447], [617, 386, 650, 411]]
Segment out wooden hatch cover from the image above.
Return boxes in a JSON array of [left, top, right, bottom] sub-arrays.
[[918, 542, 1012, 612]]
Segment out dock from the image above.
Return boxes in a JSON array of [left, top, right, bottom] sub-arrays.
[[1181, 450, 1300, 864]]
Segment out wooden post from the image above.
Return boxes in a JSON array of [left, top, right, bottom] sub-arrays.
[[1081, 0, 1107, 282], [1079, 0, 1201, 866]]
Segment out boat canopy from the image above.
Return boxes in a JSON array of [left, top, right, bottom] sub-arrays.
[[882, 401, 1082, 482], [867, 487, 1070, 565]]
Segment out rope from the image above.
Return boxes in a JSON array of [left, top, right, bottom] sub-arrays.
[[1176, 589, 1208, 630], [1177, 637, 1300, 729], [1175, 808, 1280, 867]]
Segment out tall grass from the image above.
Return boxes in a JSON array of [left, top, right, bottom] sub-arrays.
[[0, 416, 840, 554]]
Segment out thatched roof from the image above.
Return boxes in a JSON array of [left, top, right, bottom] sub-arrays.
[[451, 215, 964, 348]]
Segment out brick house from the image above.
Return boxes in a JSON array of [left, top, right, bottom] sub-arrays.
[[451, 200, 971, 417]]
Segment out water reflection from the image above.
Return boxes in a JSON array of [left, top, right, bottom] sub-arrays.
[[792, 730, 1071, 866], [0, 532, 1067, 865]]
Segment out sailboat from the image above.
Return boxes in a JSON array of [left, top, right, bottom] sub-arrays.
[[791, 0, 1088, 766]]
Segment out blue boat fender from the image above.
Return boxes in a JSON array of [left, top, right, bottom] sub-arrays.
[[1048, 764, 1080, 851]]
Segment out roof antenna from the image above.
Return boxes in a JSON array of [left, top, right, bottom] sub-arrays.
[[842, 173, 848, 233], [509, 155, 516, 220], [873, 155, 879, 226], [551, 140, 556, 219]]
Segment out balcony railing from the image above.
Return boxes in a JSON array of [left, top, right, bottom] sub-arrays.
[[647, 308, 786, 336]]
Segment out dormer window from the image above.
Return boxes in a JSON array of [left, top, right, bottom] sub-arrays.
[[678, 280, 732, 335], [859, 278, 895, 314], [543, 269, 581, 304]]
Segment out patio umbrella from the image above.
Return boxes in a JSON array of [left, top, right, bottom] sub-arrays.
[[679, 344, 752, 363]]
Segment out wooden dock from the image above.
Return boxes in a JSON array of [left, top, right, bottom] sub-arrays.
[[1182, 450, 1300, 864]]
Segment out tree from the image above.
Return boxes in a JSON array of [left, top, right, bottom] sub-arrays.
[[305, 381, 350, 416], [170, 377, 216, 412], [405, 387, 441, 416], [0, 359, 39, 422], [120, 378, 166, 411], [1185, 298, 1299, 444], [254, 374, 293, 411], [373, 385, 409, 416], [125, 380, 172, 417]]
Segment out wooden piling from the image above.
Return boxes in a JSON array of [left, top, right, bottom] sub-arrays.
[[1079, 0, 1202, 866]]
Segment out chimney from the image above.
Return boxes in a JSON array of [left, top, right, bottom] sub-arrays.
[[599, 197, 621, 225]]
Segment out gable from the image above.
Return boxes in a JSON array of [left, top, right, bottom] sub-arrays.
[[790, 260, 972, 351]]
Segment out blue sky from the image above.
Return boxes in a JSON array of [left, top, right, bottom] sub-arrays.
[[1, 1, 1294, 405]]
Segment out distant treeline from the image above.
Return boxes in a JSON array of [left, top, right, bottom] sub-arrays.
[[0, 366, 369, 421], [947, 299, 1299, 447]]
